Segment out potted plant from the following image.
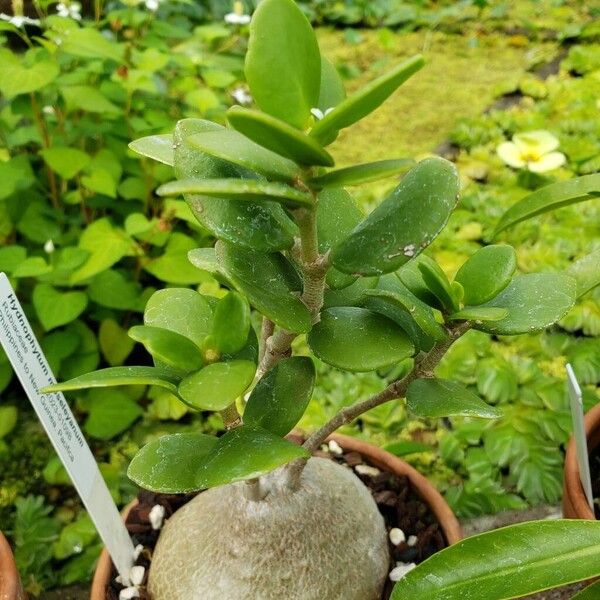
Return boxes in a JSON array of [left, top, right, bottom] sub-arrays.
[[45, 1, 588, 598], [0, 531, 26, 600]]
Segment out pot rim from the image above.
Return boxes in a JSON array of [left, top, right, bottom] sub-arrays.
[[90, 435, 462, 599], [0, 531, 27, 600]]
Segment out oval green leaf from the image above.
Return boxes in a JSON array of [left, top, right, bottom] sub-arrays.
[[195, 425, 310, 489], [128, 325, 204, 373], [309, 159, 413, 189], [216, 241, 312, 333], [245, 0, 320, 129], [211, 292, 251, 355], [406, 378, 501, 419], [454, 245, 517, 306], [397, 255, 444, 308], [128, 433, 218, 493], [332, 157, 459, 276], [323, 276, 379, 309], [475, 273, 577, 335], [495, 173, 600, 235], [566, 249, 600, 299], [418, 259, 459, 313], [448, 307, 509, 322], [244, 356, 316, 436], [310, 55, 425, 144], [227, 106, 334, 167], [42, 366, 180, 395], [307, 307, 415, 372], [318, 56, 346, 112], [129, 134, 174, 166], [178, 360, 256, 411], [391, 520, 600, 600], [157, 177, 312, 208]]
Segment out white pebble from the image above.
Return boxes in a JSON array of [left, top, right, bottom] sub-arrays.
[[389, 562, 416, 582], [389, 528, 406, 545], [129, 565, 145, 586], [355, 464, 380, 477], [328, 440, 344, 455], [114, 575, 128, 586], [149, 504, 166, 530], [119, 587, 140, 600], [132, 544, 144, 560], [407, 535, 418, 547]]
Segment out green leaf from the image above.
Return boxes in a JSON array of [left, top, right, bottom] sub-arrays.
[[572, 581, 600, 600], [397, 255, 442, 307], [40, 147, 91, 180], [391, 520, 600, 600], [566, 249, 600, 298], [449, 307, 509, 322], [128, 433, 219, 493], [43, 366, 180, 395], [475, 273, 577, 335], [195, 426, 310, 489], [227, 106, 334, 167], [454, 245, 517, 305], [383, 440, 432, 457], [310, 55, 425, 144], [53, 514, 97, 560], [173, 118, 297, 251], [178, 360, 256, 411], [406, 378, 501, 419], [60, 27, 124, 62], [323, 275, 379, 309], [0, 51, 59, 98], [332, 158, 459, 276], [33, 284, 88, 331], [244, 357, 315, 436], [318, 56, 346, 113], [418, 259, 459, 313], [128, 325, 204, 373], [12, 257, 52, 278], [309, 159, 413, 189], [245, 0, 320, 129], [84, 389, 143, 440], [0, 246, 26, 273], [157, 177, 312, 208], [316, 187, 364, 290], [216, 241, 312, 333], [144, 288, 213, 347], [495, 173, 600, 235], [99, 319, 134, 367], [211, 292, 251, 355], [129, 134, 174, 166], [187, 129, 301, 184], [88, 270, 141, 311], [0, 406, 17, 439], [61, 86, 120, 115], [307, 307, 414, 372]]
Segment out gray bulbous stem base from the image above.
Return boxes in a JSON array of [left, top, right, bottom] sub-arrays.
[[148, 458, 390, 600]]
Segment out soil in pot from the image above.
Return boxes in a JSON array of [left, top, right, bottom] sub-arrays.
[[106, 442, 448, 600]]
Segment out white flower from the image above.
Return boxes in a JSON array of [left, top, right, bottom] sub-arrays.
[[231, 86, 252, 105], [0, 13, 40, 27], [56, 1, 81, 20], [224, 12, 251, 24], [44, 239, 55, 254], [42, 105, 56, 115], [145, 0, 159, 11], [497, 130, 566, 173]]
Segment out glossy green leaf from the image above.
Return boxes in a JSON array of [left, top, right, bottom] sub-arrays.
[[418, 260, 459, 313], [495, 173, 600, 235], [323, 276, 379, 308], [227, 106, 334, 167], [129, 134, 174, 166], [211, 292, 251, 355], [216, 241, 312, 333], [128, 433, 218, 493], [454, 245, 517, 305], [449, 307, 509, 322], [406, 378, 501, 419], [245, 0, 320, 129], [307, 307, 415, 372], [567, 249, 600, 298], [571, 581, 600, 600], [33, 284, 88, 331], [195, 425, 310, 489], [309, 159, 413, 189], [128, 325, 204, 373], [397, 255, 444, 308], [332, 158, 459, 276], [144, 288, 213, 347], [187, 129, 301, 183], [84, 389, 143, 441], [244, 357, 315, 436], [391, 520, 600, 600], [310, 55, 425, 144], [475, 273, 577, 335], [157, 178, 312, 208], [42, 366, 180, 395], [174, 118, 297, 251], [316, 188, 364, 289], [318, 56, 346, 112], [178, 360, 255, 411]]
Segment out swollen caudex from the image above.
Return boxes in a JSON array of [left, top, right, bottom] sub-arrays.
[[148, 458, 390, 600]]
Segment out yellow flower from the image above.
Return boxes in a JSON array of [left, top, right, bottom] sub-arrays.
[[497, 130, 566, 173]]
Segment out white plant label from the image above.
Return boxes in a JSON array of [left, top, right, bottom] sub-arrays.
[[0, 273, 134, 580], [566, 363, 594, 512]]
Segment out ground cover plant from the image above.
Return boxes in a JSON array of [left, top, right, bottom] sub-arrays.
[[40, 0, 600, 598]]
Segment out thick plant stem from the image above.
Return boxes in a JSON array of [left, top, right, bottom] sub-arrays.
[[220, 403, 241, 430]]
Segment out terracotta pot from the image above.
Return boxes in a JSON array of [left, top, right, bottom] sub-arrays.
[[0, 531, 26, 600], [91, 434, 462, 599], [563, 403, 600, 520]]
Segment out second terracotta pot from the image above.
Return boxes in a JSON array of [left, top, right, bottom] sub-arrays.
[[0, 532, 26, 600], [563, 403, 600, 520], [90, 433, 462, 599]]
